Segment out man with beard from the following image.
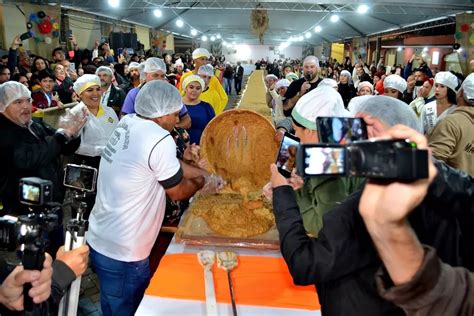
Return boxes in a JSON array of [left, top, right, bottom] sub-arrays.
[[282, 55, 322, 116], [95, 66, 126, 116], [127, 62, 141, 91]]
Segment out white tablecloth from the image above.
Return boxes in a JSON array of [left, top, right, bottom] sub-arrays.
[[135, 238, 321, 316]]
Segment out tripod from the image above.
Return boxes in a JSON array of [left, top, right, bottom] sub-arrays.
[[17, 204, 59, 316], [58, 191, 89, 316]]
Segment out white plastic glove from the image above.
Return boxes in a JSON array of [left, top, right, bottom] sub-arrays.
[[200, 174, 226, 195]]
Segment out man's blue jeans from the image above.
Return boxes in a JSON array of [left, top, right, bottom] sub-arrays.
[[90, 246, 151, 316]]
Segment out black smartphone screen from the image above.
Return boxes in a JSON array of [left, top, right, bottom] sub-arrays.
[[276, 132, 300, 177], [317, 117, 368, 144], [20, 31, 32, 41], [301, 145, 346, 176]]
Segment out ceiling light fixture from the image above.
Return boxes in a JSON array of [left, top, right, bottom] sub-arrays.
[[397, 47, 402, 52], [216, 34, 221, 39], [330, 14, 339, 23], [210, 36, 216, 41], [357, 4, 369, 14], [423, 47, 428, 52], [176, 19, 184, 27], [190, 29, 198, 36], [305, 32, 311, 39], [298, 36, 304, 41], [153, 9, 162, 17], [201, 35, 208, 41], [108, 0, 119, 8], [314, 25, 322, 33]]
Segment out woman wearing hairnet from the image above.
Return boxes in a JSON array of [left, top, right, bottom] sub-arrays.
[[198, 64, 224, 115], [181, 75, 215, 145], [420, 71, 459, 134], [67, 74, 118, 218]]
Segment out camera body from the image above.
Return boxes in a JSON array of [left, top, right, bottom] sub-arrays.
[[297, 139, 428, 181], [63, 164, 97, 192], [18, 177, 52, 206]]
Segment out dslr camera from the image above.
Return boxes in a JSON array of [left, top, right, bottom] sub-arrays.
[[0, 177, 58, 251], [297, 139, 428, 181]]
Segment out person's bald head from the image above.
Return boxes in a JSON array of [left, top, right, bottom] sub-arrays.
[[302, 55, 320, 81]]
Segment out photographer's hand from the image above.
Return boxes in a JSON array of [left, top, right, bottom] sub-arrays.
[[270, 164, 289, 188], [56, 245, 90, 278], [358, 125, 437, 285], [0, 254, 52, 311]]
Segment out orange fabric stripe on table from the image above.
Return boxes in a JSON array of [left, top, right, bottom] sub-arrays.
[[145, 253, 320, 310]]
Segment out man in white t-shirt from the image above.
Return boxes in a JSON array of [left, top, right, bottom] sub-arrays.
[[87, 80, 219, 315]]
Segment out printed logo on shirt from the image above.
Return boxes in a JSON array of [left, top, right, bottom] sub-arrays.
[[464, 141, 474, 155], [107, 117, 115, 124], [102, 122, 130, 163]]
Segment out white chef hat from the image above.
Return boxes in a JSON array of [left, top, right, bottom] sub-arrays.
[[135, 80, 182, 118], [73, 74, 101, 95], [319, 78, 338, 89], [357, 81, 374, 93], [461, 73, 474, 102], [291, 85, 350, 130], [275, 79, 291, 90], [285, 72, 299, 81], [434, 71, 459, 93], [340, 70, 351, 78], [192, 48, 210, 60], [384, 75, 407, 93], [174, 58, 184, 67], [0, 81, 31, 112], [198, 64, 214, 77]]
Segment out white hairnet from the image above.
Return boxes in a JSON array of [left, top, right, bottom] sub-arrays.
[[0, 81, 31, 112], [139, 62, 146, 81], [462, 73, 474, 102], [349, 95, 422, 133], [384, 75, 407, 93], [192, 48, 210, 60], [182, 75, 205, 90], [265, 74, 278, 81], [95, 66, 113, 77], [73, 74, 101, 95], [303, 55, 319, 66], [340, 70, 351, 78], [319, 78, 338, 89], [292, 85, 349, 130], [175, 58, 184, 67], [128, 62, 140, 70], [135, 80, 182, 118], [357, 81, 374, 93], [144, 57, 166, 74], [435, 71, 459, 93], [275, 79, 291, 90], [198, 64, 214, 76]]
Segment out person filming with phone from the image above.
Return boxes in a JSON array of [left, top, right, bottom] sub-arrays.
[[264, 85, 364, 236]]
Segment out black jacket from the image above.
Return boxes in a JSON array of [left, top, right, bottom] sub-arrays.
[[0, 115, 80, 215], [272, 160, 472, 316], [338, 83, 356, 108]]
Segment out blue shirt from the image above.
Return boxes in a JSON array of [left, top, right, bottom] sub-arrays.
[[185, 101, 215, 145]]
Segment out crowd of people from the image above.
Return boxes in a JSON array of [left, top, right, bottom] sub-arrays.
[[0, 29, 473, 316]]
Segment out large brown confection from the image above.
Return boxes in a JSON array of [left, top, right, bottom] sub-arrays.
[[190, 109, 279, 238]]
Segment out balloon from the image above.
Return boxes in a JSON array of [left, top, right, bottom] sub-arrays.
[[454, 32, 463, 40], [29, 13, 40, 23], [52, 30, 59, 38], [53, 22, 59, 30], [37, 11, 46, 19], [26, 22, 33, 29], [470, 33, 474, 45], [44, 37, 52, 44], [460, 24, 470, 33], [38, 20, 53, 34]]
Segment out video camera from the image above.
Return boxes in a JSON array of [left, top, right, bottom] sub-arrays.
[[0, 178, 59, 251], [296, 139, 429, 181]]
